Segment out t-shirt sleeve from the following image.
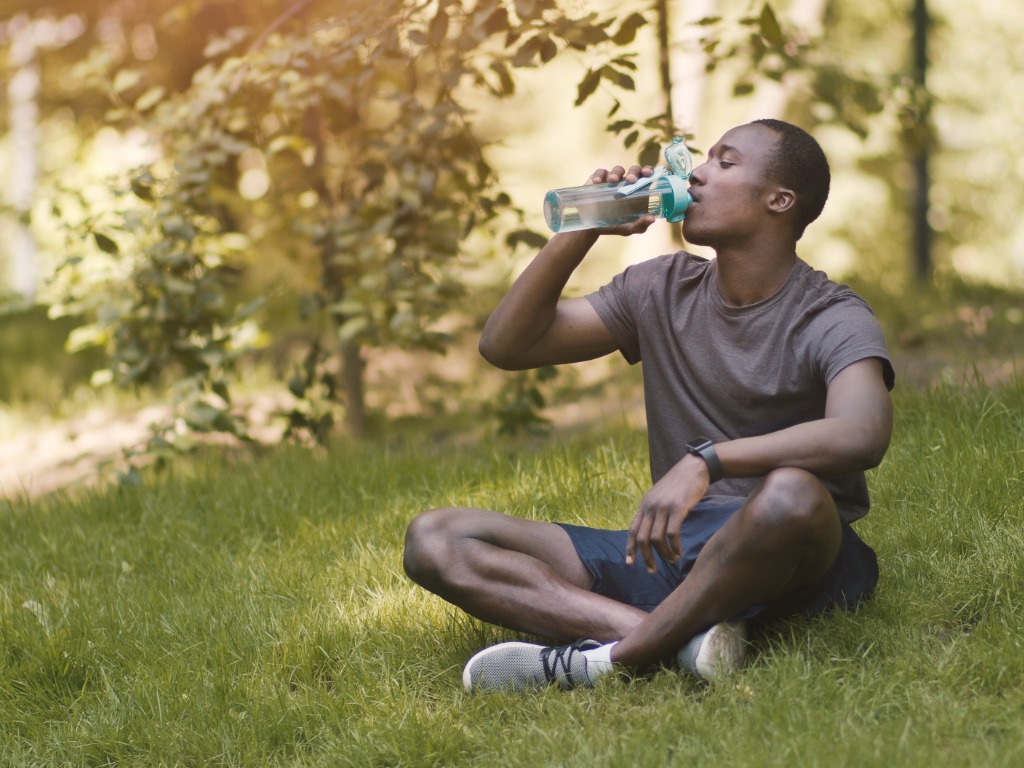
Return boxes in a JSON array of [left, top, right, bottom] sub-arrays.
[[585, 265, 647, 365], [811, 294, 896, 391]]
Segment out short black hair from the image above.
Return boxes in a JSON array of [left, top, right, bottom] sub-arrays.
[[752, 119, 830, 240]]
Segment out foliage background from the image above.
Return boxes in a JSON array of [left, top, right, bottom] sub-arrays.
[[1, 0, 1023, 456]]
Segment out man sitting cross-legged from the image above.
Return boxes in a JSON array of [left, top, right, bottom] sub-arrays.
[[403, 119, 895, 692]]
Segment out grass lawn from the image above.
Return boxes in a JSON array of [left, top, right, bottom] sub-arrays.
[[1, 380, 1023, 766]]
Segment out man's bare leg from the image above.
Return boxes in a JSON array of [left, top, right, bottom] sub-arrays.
[[611, 467, 842, 668], [403, 506, 648, 642], [407, 467, 843, 689]]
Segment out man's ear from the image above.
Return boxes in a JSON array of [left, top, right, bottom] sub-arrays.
[[768, 187, 796, 214]]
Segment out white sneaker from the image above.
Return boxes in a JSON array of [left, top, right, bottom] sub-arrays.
[[676, 620, 748, 680], [462, 638, 602, 693]]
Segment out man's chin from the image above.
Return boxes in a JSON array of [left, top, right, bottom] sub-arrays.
[[681, 224, 712, 247]]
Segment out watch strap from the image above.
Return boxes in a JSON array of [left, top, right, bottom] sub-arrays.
[[685, 437, 724, 483]]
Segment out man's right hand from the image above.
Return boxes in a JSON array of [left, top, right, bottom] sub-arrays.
[[585, 164, 658, 238]]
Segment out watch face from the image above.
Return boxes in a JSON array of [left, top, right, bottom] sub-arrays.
[[687, 438, 712, 453]]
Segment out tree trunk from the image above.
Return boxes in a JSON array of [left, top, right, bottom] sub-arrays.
[[655, 0, 674, 128], [911, 0, 932, 283], [302, 100, 369, 438], [341, 341, 366, 438], [670, 0, 718, 132], [6, 18, 40, 304]]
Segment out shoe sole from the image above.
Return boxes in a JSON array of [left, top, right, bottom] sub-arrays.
[[682, 620, 748, 680]]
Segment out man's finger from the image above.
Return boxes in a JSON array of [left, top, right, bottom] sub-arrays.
[[625, 511, 642, 565]]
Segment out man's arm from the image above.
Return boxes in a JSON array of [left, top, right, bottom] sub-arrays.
[[626, 358, 893, 571], [478, 166, 655, 371], [478, 232, 617, 370], [716, 357, 893, 476]]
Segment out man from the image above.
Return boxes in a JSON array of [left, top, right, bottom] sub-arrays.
[[403, 119, 895, 692]]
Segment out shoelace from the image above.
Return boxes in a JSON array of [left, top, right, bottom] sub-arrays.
[[540, 640, 592, 687]]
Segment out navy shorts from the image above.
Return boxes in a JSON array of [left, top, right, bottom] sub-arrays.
[[557, 499, 878, 621]]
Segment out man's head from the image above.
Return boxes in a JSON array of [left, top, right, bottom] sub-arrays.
[[683, 120, 830, 247], [751, 118, 830, 240]]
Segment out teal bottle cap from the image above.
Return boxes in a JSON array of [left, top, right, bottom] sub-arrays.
[[664, 137, 692, 179]]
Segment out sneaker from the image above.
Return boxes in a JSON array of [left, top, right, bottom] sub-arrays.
[[676, 620, 748, 680], [462, 638, 603, 693]]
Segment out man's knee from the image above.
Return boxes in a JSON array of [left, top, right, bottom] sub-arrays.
[[403, 507, 459, 585], [745, 467, 838, 540]]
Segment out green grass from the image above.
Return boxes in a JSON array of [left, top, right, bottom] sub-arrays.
[[2, 381, 1023, 767]]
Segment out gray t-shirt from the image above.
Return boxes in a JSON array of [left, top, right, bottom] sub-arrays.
[[587, 251, 895, 523]]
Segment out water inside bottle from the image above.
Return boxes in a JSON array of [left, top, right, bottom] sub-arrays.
[[544, 183, 665, 233]]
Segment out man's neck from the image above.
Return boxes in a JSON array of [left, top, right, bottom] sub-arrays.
[[712, 246, 798, 308]]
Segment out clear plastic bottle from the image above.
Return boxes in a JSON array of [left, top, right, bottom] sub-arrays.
[[543, 137, 694, 234]]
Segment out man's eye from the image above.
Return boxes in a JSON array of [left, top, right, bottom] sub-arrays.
[[719, 161, 733, 168]]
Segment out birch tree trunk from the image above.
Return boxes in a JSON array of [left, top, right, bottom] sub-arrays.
[[6, 16, 40, 304], [671, 0, 718, 132]]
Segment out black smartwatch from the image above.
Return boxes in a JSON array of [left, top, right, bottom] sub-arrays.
[[685, 436, 724, 483]]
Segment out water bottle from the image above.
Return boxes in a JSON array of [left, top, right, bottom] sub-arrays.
[[543, 137, 694, 234]]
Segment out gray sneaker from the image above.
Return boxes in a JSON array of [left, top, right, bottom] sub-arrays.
[[462, 638, 602, 693], [677, 620, 748, 680]]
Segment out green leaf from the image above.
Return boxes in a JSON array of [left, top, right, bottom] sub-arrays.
[[94, 232, 120, 255], [506, 229, 549, 249], [563, 23, 610, 51], [484, 7, 509, 36], [429, 9, 449, 44], [329, 299, 366, 316], [638, 140, 661, 168], [512, 36, 542, 67], [599, 66, 635, 91], [759, 3, 784, 47], [267, 134, 312, 157], [233, 298, 265, 322], [67, 324, 109, 353], [608, 119, 634, 134], [515, 0, 537, 21], [611, 55, 638, 71], [266, 48, 290, 67], [212, 379, 231, 403], [611, 12, 647, 45], [113, 69, 142, 94], [538, 35, 557, 63], [575, 69, 601, 106], [130, 177, 155, 201], [162, 216, 197, 242], [164, 276, 196, 295], [299, 294, 320, 320], [184, 401, 223, 430], [338, 316, 370, 343], [287, 372, 307, 398], [490, 61, 515, 96], [135, 86, 166, 112], [624, 129, 639, 149], [733, 81, 755, 96], [199, 349, 225, 368]]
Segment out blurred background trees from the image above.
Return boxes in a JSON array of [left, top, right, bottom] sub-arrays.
[[1, 0, 1022, 453]]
